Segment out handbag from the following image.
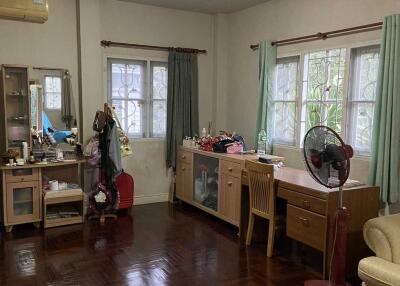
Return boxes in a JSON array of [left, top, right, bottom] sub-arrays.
[[93, 111, 107, 132], [109, 107, 133, 157]]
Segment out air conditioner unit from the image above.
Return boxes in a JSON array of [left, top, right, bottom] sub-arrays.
[[0, 0, 48, 24]]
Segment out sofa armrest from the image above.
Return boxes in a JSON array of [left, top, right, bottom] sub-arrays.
[[363, 213, 400, 263], [359, 257, 400, 286]]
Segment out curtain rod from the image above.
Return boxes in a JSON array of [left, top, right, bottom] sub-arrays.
[[101, 40, 207, 54], [250, 21, 383, 50], [32, 66, 67, 72]]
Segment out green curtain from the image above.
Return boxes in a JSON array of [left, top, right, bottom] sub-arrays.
[[61, 70, 75, 129], [255, 40, 277, 153], [369, 14, 400, 204], [166, 51, 199, 169]]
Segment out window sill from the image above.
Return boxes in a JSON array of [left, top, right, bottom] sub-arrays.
[[272, 143, 298, 150], [353, 153, 371, 161], [128, 137, 165, 143], [272, 144, 371, 161]]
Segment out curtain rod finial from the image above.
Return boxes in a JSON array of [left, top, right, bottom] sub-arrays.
[[250, 44, 259, 50], [101, 40, 110, 47]]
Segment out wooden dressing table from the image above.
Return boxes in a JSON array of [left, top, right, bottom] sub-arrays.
[[0, 159, 86, 232], [176, 146, 380, 279]]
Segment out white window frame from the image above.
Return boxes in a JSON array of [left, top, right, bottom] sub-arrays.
[[273, 40, 380, 158], [43, 75, 62, 111], [346, 45, 380, 156], [150, 61, 168, 138], [272, 56, 300, 146], [300, 48, 348, 146], [105, 55, 168, 140]]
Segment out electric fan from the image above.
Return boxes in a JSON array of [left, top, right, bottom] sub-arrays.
[[303, 126, 354, 286]]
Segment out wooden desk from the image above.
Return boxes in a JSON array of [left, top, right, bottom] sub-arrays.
[[176, 146, 380, 279], [241, 167, 379, 278]]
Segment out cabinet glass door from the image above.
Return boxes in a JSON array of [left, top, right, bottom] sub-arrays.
[[13, 187, 34, 216], [4, 67, 30, 148], [6, 181, 39, 223], [193, 154, 219, 211]]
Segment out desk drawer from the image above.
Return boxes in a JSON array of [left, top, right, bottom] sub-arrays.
[[278, 187, 327, 215], [177, 149, 193, 165], [287, 204, 327, 251], [220, 160, 242, 178], [5, 168, 39, 183]]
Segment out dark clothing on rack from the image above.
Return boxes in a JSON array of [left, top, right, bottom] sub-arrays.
[[98, 116, 122, 207]]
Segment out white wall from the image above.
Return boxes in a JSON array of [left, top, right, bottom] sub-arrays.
[[222, 0, 400, 184], [0, 0, 79, 128], [3, 0, 400, 207], [79, 0, 215, 204]]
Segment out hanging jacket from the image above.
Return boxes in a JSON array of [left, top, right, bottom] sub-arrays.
[[108, 120, 122, 179]]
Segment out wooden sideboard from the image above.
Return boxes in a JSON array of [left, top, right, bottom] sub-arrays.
[[175, 146, 380, 279], [176, 146, 282, 226]]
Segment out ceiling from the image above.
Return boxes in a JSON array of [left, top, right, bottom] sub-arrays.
[[118, 0, 270, 14]]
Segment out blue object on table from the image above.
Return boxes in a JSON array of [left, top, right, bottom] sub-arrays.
[[42, 111, 72, 142]]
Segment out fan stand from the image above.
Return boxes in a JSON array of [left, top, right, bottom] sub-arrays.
[[304, 186, 352, 286]]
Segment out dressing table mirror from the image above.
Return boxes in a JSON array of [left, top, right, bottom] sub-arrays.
[[0, 65, 79, 154], [29, 67, 78, 146]]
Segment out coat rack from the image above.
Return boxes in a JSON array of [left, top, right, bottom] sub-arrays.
[[89, 103, 118, 224]]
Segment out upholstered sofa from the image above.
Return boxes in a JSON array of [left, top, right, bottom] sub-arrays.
[[358, 213, 400, 286]]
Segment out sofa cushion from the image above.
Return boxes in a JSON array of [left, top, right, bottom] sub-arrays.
[[359, 257, 400, 286], [363, 214, 400, 263]]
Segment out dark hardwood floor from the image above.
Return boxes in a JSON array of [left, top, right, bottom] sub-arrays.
[[0, 202, 317, 286]]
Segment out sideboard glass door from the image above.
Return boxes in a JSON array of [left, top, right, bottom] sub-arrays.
[[193, 154, 219, 211]]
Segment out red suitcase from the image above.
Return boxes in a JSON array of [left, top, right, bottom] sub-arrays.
[[115, 171, 134, 209]]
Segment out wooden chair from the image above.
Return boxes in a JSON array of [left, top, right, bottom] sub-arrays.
[[245, 160, 276, 257]]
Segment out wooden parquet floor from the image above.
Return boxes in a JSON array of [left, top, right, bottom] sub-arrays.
[[0, 202, 317, 286]]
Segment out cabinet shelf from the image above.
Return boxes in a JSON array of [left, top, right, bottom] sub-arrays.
[[8, 116, 29, 121], [13, 200, 33, 204], [44, 216, 83, 228], [6, 93, 27, 98]]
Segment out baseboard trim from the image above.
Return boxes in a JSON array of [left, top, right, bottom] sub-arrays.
[[134, 193, 169, 205]]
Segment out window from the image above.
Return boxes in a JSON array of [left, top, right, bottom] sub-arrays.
[[271, 44, 380, 155], [150, 62, 168, 138], [272, 56, 299, 145], [107, 58, 168, 138], [44, 76, 62, 110], [301, 48, 346, 137], [347, 46, 380, 155]]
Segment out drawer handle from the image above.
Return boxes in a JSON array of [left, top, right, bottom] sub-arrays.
[[227, 181, 233, 186], [228, 167, 233, 172], [302, 200, 311, 209], [181, 167, 186, 171], [298, 217, 310, 227], [181, 155, 186, 159]]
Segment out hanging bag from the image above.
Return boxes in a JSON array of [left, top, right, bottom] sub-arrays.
[[109, 107, 133, 157], [93, 110, 107, 132]]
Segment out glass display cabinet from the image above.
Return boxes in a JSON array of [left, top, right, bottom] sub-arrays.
[[193, 153, 219, 211], [4, 168, 41, 231], [0, 65, 31, 153]]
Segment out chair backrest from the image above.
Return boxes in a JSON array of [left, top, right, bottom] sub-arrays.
[[245, 160, 275, 218]]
